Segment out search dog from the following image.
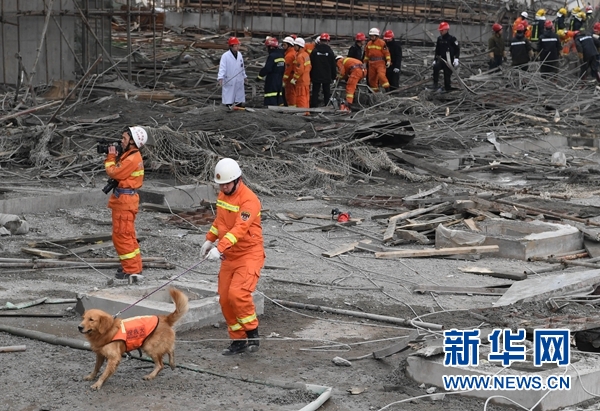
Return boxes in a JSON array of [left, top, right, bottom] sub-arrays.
[[78, 287, 188, 390]]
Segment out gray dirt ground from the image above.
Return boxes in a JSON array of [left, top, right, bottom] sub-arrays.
[[2, 98, 600, 411]]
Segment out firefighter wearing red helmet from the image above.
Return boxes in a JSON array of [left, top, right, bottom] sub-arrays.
[[509, 24, 533, 71], [432, 22, 460, 92], [538, 20, 561, 78], [348, 32, 366, 60], [310, 33, 336, 107], [383, 30, 403, 91], [488, 23, 506, 71], [257, 37, 285, 106], [218, 37, 247, 108]]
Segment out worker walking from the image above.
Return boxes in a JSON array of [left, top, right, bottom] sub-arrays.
[[218, 37, 247, 108], [432, 21, 460, 92], [257, 37, 285, 106], [335, 55, 367, 111], [509, 24, 533, 71], [364, 28, 391, 92], [383, 30, 402, 91], [200, 158, 265, 356], [309, 32, 336, 107], [348, 32, 366, 60], [488, 23, 506, 71], [291, 38, 311, 111], [281, 37, 297, 107], [538, 20, 561, 78], [574, 30, 600, 83]]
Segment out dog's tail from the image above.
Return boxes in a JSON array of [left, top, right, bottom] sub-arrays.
[[165, 287, 189, 327]]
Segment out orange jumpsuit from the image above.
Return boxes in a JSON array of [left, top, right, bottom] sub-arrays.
[[512, 17, 525, 36], [105, 148, 144, 275], [336, 57, 366, 104], [292, 48, 311, 109], [205, 180, 265, 340], [364, 38, 390, 91], [283, 47, 297, 107], [305, 42, 316, 54]]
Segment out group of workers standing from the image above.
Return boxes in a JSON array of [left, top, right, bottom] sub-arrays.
[[489, 7, 600, 83]]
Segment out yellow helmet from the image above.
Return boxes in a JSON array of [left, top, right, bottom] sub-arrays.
[[557, 29, 566, 38], [577, 11, 586, 20], [572, 6, 581, 13], [558, 7, 567, 15], [536, 9, 546, 17]]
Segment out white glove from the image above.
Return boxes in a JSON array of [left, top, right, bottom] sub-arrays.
[[385, 61, 391, 68], [432, 60, 436, 67], [393, 68, 400, 73], [207, 247, 222, 261], [290, 78, 297, 85], [200, 240, 214, 258], [453, 58, 459, 67]]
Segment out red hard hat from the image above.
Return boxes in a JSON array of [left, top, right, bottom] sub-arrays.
[[439, 21, 450, 31], [492, 23, 502, 32], [355, 32, 366, 41], [383, 29, 394, 40], [594, 22, 600, 31], [516, 24, 525, 31], [320, 32, 331, 41], [228, 37, 240, 46], [544, 20, 553, 29], [290, 34, 297, 39], [265, 37, 279, 47]]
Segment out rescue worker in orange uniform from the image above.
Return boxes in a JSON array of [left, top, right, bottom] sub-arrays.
[[290, 37, 311, 111], [200, 158, 265, 355], [281, 36, 297, 107], [335, 55, 367, 111], [104, 126, 146, 284], [304, 35, 319, 54], [512, 11, 528, 36], [364, 27, 391, 92]]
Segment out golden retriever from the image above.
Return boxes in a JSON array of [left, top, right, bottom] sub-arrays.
[[78, 287, 189, 390]]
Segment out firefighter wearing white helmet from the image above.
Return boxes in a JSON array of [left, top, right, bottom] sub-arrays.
[[104, 126, 146, 284], [365, 27, 391, 92], [201, 157, 265, 355]]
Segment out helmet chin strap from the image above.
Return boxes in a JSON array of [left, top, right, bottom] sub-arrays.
[[223, 177, 241, 195]]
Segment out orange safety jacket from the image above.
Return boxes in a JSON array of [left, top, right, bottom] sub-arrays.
[[206, 180, 264, 259], [292, 49, 312, 86], [364, 38, 391, 64], [337, 57, 366, 79], [305, 42, 316, 54], [111, 315, 159, 352], [105, 148, 144, 211], [282, 47, 297, 86]]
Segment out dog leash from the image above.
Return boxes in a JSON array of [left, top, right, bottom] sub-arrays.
[[112, 255, 210, 319]]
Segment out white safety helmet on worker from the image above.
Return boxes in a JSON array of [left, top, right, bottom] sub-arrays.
[[214, 158, 242, 184], [129, 126, 148, 148], [294, 37, 306, 47], [283, 36, 295, 46], [369, 27, 380, 36]]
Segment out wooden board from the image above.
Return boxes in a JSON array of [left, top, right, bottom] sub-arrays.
[[458, 266, 527, 281], [412, 284, 510, 296], [375, 245, 499, 259]]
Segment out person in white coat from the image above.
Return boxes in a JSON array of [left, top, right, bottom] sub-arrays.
[[218, 37, 247, 108]]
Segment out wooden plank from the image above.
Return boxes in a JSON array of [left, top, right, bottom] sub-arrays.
[[412, 284, 510, 296], [322, 242, 359, 258], [383, 219, 397, 242], [372, 331, 423, 359], [394, 229, 431, 245], [375, 245, 499, 259], [389, 202, 451, 223], [463, 218, 480, 232], [64, 241, 114, 258], [458, 266, 527, 281], [403, 185, 444, 200], [21, 247, 65, 259], [388, 149, 474, 180], [27, 233, 113, 247]]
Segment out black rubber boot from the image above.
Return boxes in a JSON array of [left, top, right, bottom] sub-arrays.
[[222, 339, 248, 356], [246, 328, 260, 353]]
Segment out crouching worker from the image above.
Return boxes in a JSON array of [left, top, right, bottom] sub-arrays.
[[335, 55, 367, 111], [103, 127, 147, 284], [200, 158, 265, 355]]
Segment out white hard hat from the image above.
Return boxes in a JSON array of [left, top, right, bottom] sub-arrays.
[[214, 158, 242, 184], [336, 55, 344, 60], [369, 27, 380, 36], [294, 37, 305, 47], [283, 36, 295, 45], [521, 11, 528, 18], [129, 126, 148, 148]]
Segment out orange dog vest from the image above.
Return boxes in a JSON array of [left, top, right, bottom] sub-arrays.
[[111, 315, 159, 352]]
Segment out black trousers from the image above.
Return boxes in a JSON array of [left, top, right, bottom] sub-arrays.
[[432, 61, 452, 91], [310, 82, 331, 107], [386, 67, 400, 90], [488, 56, 502, 71]]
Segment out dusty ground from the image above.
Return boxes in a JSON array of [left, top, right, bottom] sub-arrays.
[[2, 97, 600, 411]]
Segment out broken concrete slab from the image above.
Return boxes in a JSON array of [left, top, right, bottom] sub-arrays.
[[75, 281, 264, 332], [407, 350, 600, 410], [494, 269, 600, 307], [139, 183, 216, 208], [0, 190, 106, 214], [437, 220, 583, 261]]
